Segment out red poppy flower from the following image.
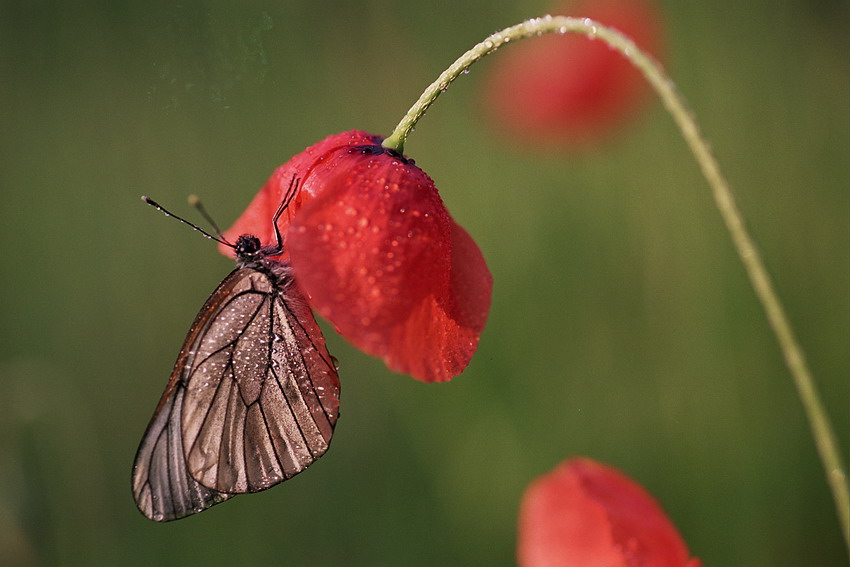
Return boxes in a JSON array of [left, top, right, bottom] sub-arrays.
[[220, 130, 492, 383], [517, 457, 701, 567], [484, 0, 664, 147]]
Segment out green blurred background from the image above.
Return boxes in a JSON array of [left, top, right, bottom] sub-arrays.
[[1, 1, 847, 565]]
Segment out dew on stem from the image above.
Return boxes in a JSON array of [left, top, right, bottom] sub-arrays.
[[380, 12, 849, 552]]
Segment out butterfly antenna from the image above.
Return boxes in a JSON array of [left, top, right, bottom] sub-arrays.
[[270, 176, 300, 253], [188, 194, 232, 245], [141, 196, 232, 248]]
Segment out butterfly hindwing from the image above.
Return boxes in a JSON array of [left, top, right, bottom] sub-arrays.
[[131, 381, 233, 522]]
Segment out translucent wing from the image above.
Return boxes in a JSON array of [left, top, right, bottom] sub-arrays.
[[180, 267, 341, 493], [132, 267, 340, 521], [132, 382, 233, 521]]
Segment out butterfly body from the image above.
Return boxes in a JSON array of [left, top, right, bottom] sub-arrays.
[[133, 225, 340, 522]]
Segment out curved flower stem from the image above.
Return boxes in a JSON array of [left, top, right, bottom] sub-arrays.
[[384, 15, 850, 550]]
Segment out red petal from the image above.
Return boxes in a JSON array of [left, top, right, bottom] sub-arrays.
[[484, 0, 664, 147], [288, 145, 492, 382], [518, 458, 700, 567], [288, 148, 453, 333], [380, 222, 492, 381], [222, 131, 492, 382]]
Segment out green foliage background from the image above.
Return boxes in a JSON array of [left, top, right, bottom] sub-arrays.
[[0, 1, 847, 565]]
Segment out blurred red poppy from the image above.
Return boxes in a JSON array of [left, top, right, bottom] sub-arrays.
[[518, 457, 701, 567], [220, 130, 492, 383], [484, 0, 664, 147]]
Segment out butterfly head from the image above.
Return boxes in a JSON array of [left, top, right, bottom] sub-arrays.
[[234, 233, 287, 272], [234, 234, 263, 262]]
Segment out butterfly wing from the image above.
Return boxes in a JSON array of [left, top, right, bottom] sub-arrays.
[[181, 266, 340, 494], [131, 381, 234, 521], [132, 266, 340, 521], [131, 269, 250, 521]]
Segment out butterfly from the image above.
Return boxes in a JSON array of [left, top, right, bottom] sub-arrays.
[[132, 179, 340, 522]]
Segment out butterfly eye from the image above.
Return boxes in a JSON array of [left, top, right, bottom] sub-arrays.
[[235, 235, 262, 257]]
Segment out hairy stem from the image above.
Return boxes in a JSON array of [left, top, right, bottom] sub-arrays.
[[384, 15, 849, 550]]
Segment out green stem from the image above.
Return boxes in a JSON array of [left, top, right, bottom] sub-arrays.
[[384, 15, 850, 551]]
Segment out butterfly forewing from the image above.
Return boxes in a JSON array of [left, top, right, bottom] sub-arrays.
[[132, 264, 340, 521]]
